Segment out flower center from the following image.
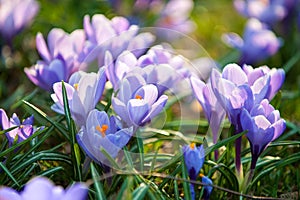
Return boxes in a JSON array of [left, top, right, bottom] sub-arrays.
[[73, 83, 79, 90], [96, 124, 108, 137], [135, 95, 143, 100], [189, 143, 195, 150]]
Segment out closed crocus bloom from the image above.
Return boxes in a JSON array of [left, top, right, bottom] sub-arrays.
[[190, 76, 225, 150], [51, 68, 106, 127], [0, 176, 88, 200], [240, 99, 286, 169], [77, 109, 133, 164], [242, 64, 285, 100], [234, 0, 287, 25], [112, 74, 168, 127], [0, 109, 36, 145], [83, 14, 154, 66], [0, 0, 39, 43], [182, 143, 205, 180], [199, 174, 213, 200], [223, 19, 281, 65], [25, 28, 87, 91]]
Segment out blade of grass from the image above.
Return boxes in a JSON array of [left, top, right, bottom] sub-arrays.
[[91, 162, 106, 200], [0, 162, 20, 187], [61, 81, 82, 181]]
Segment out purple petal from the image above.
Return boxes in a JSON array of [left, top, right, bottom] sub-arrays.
[[271, 118, 286, 141], [267, 68, 285, 100], [36, 32, 51, 62], [0, 187, 21, 200], [21, 177, 56, 200], [222, 63, 248, 85], [63, 183, 88, 200], [142, 94, 168, 124], [222, 33, 244, 49], [0, 109, 10, 130], [134, 84, 159, 106], [128, 99, 150, 126]]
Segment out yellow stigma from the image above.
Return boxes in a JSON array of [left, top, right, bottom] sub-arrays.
[[20, 125, 24, 129], [199, 173, 204, 178], [73, 83, 79, 90], [135, 95, 143, 100], [189, 143, 196, 150], [96, 124, 108, 137]]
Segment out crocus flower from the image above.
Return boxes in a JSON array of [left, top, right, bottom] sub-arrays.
[[112, 74, 168, 127], [77, 109, 133, 164], [138, 45, 191, 79], [190, 76, 226, 159], [234, 0, 288, 25], [199, 174, 213, 200], [0, 0, 39, 44], [0, 176, 88, 200], [223, 18, 281, 64], [155, 0, 195, 37], [210, 63, 270, 175], [105, 50, 138, 90], [240, 99, 286, 169], [83, 14, 154, 66], [51, 68, 106, 127], [183, 143, 210, 200], [25, 28, 87, 91], [0, 109, 36, 145], [242, 64, 285, 100]]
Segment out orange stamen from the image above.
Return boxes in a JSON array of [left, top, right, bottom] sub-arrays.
[[96, 124, 108, 137], [199, 173, 204, 178], [73, 83, 79, 90], [189, 143, 196, 150], [135, 95, 143, 100]]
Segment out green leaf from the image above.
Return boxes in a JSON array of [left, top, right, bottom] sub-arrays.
[[91, 163, 106, 200], [133, 183, 149, 200], [0, 162, 20, 187]]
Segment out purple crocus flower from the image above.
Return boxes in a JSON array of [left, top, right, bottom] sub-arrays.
[[242, 64, 285, 100], [199, 174, 213, 200], [240, 99, 286, 169], [77, 109, 133, 164], [51, 68, 106, 127], [190, 76, 226, 159], [112, 74, 168, 127], [83, 14, 154, 66], [105, 50, 138, 90], [138, 45, 191, 78], [223, 18, 281, 64], [210, 63, 271, 175], [0, 176, 88, 200], [25, 28, 87, 91], [0, 109, 35, 145], [182, 143, 208, 200], [234, 0, 288, 25], [0, 0, 39, 44], [155, 0, 195, 37]]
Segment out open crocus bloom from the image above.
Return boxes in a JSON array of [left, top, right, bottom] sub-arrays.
[[240, 99, 286, 169], [83, 14, 154, 66], [25, 28, 87, 91], [112, 74, 168, 127], [242, 64, 285, 100], [0, 176, 88, 200], [223, 19, 281, 65], [77, 109, 133, 164], [0, 109, 35, 145], [51, 68, 106, 127]]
